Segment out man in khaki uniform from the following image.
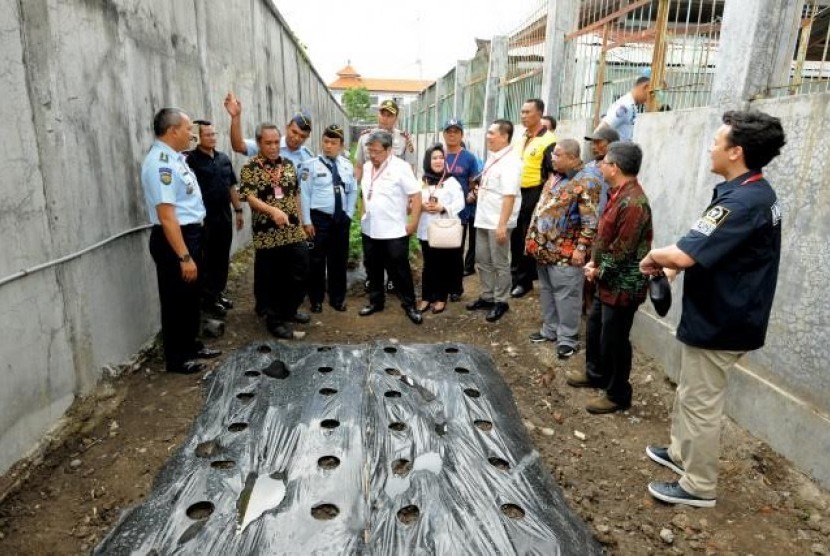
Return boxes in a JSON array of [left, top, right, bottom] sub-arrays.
[[354, 99, 416, 181]]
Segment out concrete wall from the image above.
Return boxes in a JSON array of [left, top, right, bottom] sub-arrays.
[[0, 0, 346, 474]]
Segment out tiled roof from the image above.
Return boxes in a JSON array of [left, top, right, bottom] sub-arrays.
[[329, 65, 432, 93]]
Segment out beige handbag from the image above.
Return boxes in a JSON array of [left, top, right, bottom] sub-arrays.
[[427, 215, 463, 249]]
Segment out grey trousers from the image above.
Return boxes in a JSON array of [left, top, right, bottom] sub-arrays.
[[475, 228, 512, 303], [537, 264, 584, 348]]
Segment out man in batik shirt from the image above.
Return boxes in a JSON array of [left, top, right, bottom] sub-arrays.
[[568, 142, 653, 415], [525, 138, 601, 359], [239, 123, 309, 339]]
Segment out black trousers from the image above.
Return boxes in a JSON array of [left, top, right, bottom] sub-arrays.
[[585, 296, 639, 406], [201, 208, 232, 302], [420, 240, 463, 303], [254, 242, 309, 326], [309, 210, 350, 307], [510, 185, 542, 289], [362, 234, 416, 308], [460, 218, 476, 284], [149, 224, 203, 370]]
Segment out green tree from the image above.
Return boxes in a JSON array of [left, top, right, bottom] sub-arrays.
[[342, 86, 372, 122]]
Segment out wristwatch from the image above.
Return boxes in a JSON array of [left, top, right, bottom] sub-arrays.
[[576, 244, 587, 252], [178, 253, 192, 262]]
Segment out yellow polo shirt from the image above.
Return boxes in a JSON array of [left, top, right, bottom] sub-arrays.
[[519, 129, 557, 188]]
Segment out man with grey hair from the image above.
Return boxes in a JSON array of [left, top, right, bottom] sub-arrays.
[[358, 130, 423, 324], [575, 142, 652, 414], [525, 138, 602, 358], [142, 107, 219, 374]]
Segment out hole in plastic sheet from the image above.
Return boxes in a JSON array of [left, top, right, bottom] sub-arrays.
[[317, 346, 332, 352], [244, 370, 261, 377], [317, 456, 340, 470], [318, 366, 334, 374], [500, 503, 525, 519], [384, 347, 397, 353], [195, 440, 220, 458], [263, 360, 290, 379], [391, 459, 412, 476], [384, 390, 402, 398], [397, 505, 420, 525], [320, 419, 340, 430], [454, 367, 470, 374], [236, 392, 255, 403], [474, 420, 493, 432], [228, 422, 248, 432], [488, 457, 510, 471], [257, 345, 272, 353], [388, 422, 407, 432], [186, 501, 214, 520], [384, 367, 402, 376], [319, 387, 338, 396], [463, 388, 481, 398], [445, 347, 459, 353], [311, 503, 339, 520], [210, 460, 236, 470], [434, 422, 447, 436]]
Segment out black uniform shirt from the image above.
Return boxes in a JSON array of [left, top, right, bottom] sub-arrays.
[[676, 171, 782, 351], [185, 148, 237, 216]]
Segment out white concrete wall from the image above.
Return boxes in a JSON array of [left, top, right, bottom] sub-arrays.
[[0, 0, 346, 474]]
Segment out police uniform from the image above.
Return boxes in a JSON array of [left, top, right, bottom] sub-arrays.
[[242, 136, 315, 168], [141, 140, 206, 372], [600, 92, 637, 141], [299, 155, 358, 309], [355, 127, 416, 170]]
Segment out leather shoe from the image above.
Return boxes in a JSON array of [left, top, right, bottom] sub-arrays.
[[167, 361, 204, 374], [203, 301, 227, 318], [405, 306, 423, 325], [359, 304, 384, 316], [330, 302, 347, 312], [218, 295, 234, 310], [193, 347, 222, 359], [449, 293, 462, 302], [485, 302, 509, 322], [310, 303, 323, 313], [510, 285, 531, 298], [466, 298, 495, 311], [585, 394, 630, 414], [292, 311, 311, 324], [268, 323, 293, 339]]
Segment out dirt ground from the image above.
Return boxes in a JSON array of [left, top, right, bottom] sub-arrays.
[[1, 249, 828, 555]]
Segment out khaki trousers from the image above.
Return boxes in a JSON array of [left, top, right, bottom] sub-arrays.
[[668, 344, 745, 498]]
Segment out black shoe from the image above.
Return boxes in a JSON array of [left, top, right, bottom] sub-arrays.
[[557, 344, 577, 359], [648, 481, 716, 508], [217, 294, 234, 310], [466, 298, 495, 311], [449, 293, 462, 302], [310, 303, 323, 314], [268, 323, 293, 339], [463, 268, 475, 276], [192, 347, 222, 359], [359, 304, 384, 316], [386, 280, 396, 293], [293, 311, 311, 324], [330, 302, 347, 312], [485, 302, 509, 322], [646, 445, 685, 475], [167, 361, 204, 374], [510, 285, 531, 298], [529, 332, 555, 343], [203, 301, 227, 318], [405, 306, 423, 325]]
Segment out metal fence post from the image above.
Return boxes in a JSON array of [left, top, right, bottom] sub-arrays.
[[454, 60, 470, 120], [483, 36, 508, 132]]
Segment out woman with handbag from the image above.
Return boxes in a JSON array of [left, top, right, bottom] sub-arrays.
[[416, 144, 465, 314]]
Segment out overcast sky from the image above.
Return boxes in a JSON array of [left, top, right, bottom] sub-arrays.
[[276, 0, 544, 83]]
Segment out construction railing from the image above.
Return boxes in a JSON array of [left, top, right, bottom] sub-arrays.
[[769, 2, 830, 97]]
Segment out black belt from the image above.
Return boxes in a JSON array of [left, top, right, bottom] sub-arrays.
[[311, 209, 334, 219], [151, 223, 203, 229]]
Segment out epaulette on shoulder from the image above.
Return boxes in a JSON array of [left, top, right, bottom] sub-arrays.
[[159, 151, 169, 163], [360, 128, 372, 136]]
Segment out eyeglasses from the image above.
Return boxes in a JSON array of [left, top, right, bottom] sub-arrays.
[[366, 147, 387, 155]]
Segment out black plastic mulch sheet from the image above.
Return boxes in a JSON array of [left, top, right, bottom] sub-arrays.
[[96, 342, 601, 555]]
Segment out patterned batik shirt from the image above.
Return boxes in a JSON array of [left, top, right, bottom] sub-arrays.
[[239, 154, 306, 249], [525, 166, 602, 266], [593, 179, 653, 307]]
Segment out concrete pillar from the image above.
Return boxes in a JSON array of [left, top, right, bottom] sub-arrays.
[[433, 79, 442, 142], [541, 0, 580, 118], [710, 0, 803, 109], [483, 36, 508, 133], [453, 60, 469, 121]]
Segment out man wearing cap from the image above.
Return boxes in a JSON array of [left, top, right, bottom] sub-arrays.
[[593, 76, 650, 142], [299, 124, 358, 314], [584, 127, 620, 218], [142, 108, 220, 375], [441, 118, 481, 297], [510, 99, 557, 299], [354, 99, 416, 181]]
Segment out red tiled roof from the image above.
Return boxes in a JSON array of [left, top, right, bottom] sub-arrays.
[[329, 64, 432, 93]]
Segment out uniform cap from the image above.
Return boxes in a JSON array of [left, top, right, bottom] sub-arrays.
[[324, 124, 344, 139], [584, 128, 620, 143], [290, 111, 312, 132], [443, 118, 464, 131], [379, 100, 399, 115]]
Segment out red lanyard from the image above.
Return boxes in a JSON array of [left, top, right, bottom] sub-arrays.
[[257, 156, 284, 198], [367, 159, 389, 200], [445, 149, 464, 175], [740, 172, 763, 186], [480, 150, 511, 185]]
